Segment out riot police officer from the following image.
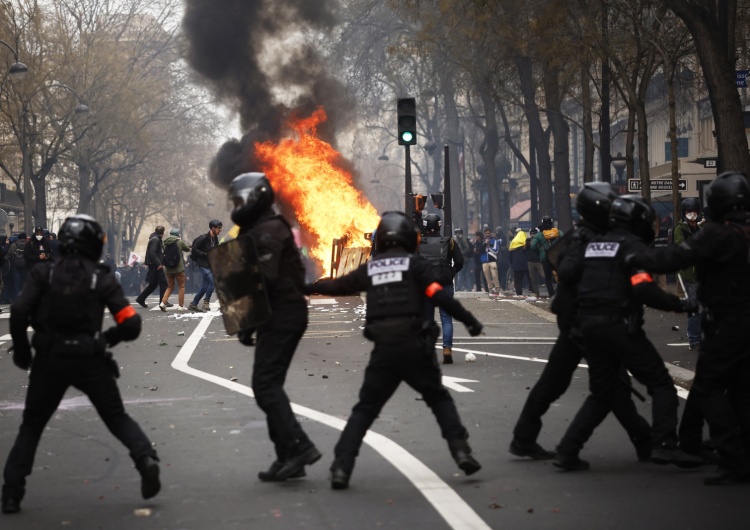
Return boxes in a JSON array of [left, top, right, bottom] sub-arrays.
[[510, 183, 651, 464], [630, 172, 750, 484], [552, 195, 702, 470], [418, 213, 463, 364], [2, 214, 159, 514], [227, 172, 321, 482], [306, 211, 483, 489]]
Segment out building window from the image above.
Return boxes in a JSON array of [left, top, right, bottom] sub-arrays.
[[665, 138, 689, 161]]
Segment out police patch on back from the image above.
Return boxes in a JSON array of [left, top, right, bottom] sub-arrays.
[[368, 257, 410, 275], [585, 241, 620, 258]]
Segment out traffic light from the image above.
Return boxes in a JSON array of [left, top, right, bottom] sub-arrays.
[[397, 97, 417, 145]]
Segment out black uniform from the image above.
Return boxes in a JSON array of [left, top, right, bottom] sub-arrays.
[[3, 256, 156, 501], [512, 223, 651, 459], [135, 233, 167, 306], [309, 247, 482, 476], [555, 227, 694, 462], [242, 212, 316, 465], [632, 218, 750, 477]]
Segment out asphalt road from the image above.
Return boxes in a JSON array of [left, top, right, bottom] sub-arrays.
[[0, 293, 746, 529]]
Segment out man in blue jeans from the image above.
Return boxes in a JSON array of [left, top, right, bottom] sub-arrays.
[[188, 219, 223, 312], [418, 214, 463, 364]]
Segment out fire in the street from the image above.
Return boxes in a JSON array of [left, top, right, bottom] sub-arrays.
[[255, 108, 381, 275]]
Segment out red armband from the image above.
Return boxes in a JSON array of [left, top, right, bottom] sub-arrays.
[[425, 282, 443, 298], [630, 272, 653, 286], [114, 305, 137, 324]]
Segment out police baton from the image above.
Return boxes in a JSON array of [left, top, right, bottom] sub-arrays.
[[619, 373, 646, 402]]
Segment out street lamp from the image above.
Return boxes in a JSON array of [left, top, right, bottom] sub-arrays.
[[7, 211, 17, 235], [612, 152, 627, 184], [501, 178, 511, 230], [21, 83, 90, 232], [0, 40, 28, 79]]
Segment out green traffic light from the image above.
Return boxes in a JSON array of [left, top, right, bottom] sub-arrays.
[[401, 131, 414, 143]]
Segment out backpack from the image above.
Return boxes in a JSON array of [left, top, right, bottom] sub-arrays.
[[13, 243, 25, 268], [163, 242, 180, 268]]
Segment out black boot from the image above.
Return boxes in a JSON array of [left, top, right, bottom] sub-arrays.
[[258, 461, 306, 482], [275, 444, 322, 481], [330, 460, 351, 490], [136, 456, 161, 500], [1, 486, 24, 515], [509, 439, 555, 460], [553, 452, 590, 471], [449, 440, 481, 475]]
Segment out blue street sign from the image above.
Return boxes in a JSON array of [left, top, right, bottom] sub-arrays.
[[737, 70, 749, 88]]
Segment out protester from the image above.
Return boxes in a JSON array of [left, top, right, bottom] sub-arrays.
[[159, 228, 191, 311], [188, 219, 223, 312], [135, 226, 167, 308]]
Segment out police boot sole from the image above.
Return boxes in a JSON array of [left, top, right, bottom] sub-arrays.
[[275, 447, 322, 481], [258, 465, 306, 482], [553, 457, 590, 471]]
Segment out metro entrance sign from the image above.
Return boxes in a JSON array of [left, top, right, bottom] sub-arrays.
[[628, 178, 687, 192]]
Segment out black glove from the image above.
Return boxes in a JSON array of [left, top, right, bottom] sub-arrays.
[[10, 346, 32, 370], [238, 328, 256, 346], [103, 327, 121, 348], [466, 320, 483, 337], [679, 298, 699, 317]]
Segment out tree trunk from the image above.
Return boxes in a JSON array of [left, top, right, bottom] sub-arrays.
[[581, 61, 595, 183], [517, 55, 553, 219], [666, 0, 750, 174], [479, 88, 501, 228], [543, 63, 573, 231]]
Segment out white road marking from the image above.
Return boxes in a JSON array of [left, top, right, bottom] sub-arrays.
[[441, 376, 479, 393], [309, 299, 338, 305], [171, 314, 491, 530]]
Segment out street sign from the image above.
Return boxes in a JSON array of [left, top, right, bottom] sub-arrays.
[[738, 70, 749, 88], [704, 158, 718, 169], [628, 179, 687, 192]]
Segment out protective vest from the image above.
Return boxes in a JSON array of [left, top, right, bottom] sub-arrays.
[[365, 255, 424, 320], [34, 260, 105, 336], [418, 236, 453, 285], [698, 225, 750, 310], [577, 232, 633, 312]]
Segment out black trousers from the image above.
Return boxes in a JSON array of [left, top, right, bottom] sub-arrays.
[[562, 320, 678, 451], [541, 260, 556, 297], [137, 265, 167, 302], [334, 336, 468, 473], [3, 355, 156, 493], [689, 311, 750, 465], [514, 331, 650, 452], [252, 302, 313, 461]]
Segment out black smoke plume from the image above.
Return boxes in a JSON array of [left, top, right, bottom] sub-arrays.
[[181, 0, 354, 188]]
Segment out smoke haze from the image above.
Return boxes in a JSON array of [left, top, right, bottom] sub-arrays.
[[181, 0, 353, 187]]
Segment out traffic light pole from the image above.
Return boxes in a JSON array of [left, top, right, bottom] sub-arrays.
[[404, 143, 412, 212]]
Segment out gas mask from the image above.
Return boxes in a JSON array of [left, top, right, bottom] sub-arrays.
[[685, 212, 698, 222]]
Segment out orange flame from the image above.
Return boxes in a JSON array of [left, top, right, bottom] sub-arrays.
[[255, 108, 381, 275]]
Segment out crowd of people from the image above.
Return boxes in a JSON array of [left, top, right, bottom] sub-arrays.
[[3, 170, 749, 515]]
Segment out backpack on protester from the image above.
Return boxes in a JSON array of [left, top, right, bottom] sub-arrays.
[[163, 242, 180, 268]]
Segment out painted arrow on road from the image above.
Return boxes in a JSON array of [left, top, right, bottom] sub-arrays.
[[441, 375, 479, 393]]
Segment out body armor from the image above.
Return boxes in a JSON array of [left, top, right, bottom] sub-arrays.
[[418, 236, 454, 285], [365, 255, 424, 321]]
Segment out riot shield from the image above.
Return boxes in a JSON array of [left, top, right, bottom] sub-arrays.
[[207, 235, 271, 335]]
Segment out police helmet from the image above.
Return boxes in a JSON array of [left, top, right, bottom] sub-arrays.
[[209, 219, 223, 229], [576, 182, 617, 230], [540, 216, 554, 230], [421, 213, 441, 235], [58, 214, 105, 260], [376, 211, 420, 253], [228, 172, 274, 228], [609, 194, 656, 243], [681, 197, 700, 218], [705, 171, 750, 221]]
